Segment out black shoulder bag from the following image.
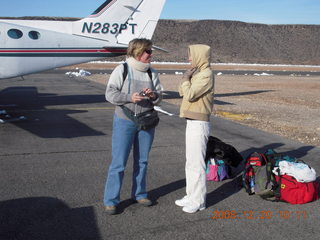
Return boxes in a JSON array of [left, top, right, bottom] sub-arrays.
[[120, 63, 159, 130]]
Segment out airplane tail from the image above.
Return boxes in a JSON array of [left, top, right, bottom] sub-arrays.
[[72, 0, 166, 44], [116, 0, 166, 44]]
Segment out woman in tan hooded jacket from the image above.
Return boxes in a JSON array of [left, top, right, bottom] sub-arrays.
[[175, 44, 214, 213]]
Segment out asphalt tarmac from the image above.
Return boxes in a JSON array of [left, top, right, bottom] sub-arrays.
[[1, 71, 320, 240]]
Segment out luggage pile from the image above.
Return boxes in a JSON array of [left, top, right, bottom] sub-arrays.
[[242, 149, 319, 204], [205, 136, 243, 182]]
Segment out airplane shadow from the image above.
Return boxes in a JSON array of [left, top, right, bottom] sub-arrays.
[[162, 90, 274, 105], [0, 197, 101, 240], [0, 86, 106, 138]]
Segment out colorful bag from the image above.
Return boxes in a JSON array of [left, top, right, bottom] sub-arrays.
[[242, 163, 275, 196], [243, 152, 275, 196], [217, 160, 229, 181], [206, 162, 219, 181], [253, 163, 276, 197], [246, 152, 267, 166], [264, 149, 296, 167], [242, 164, 255, 195], [206, 159, 229, 181], [274, 174, 319, 204]]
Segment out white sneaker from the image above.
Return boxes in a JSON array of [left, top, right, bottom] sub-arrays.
[[182, 204, 206, 214], [175, 196, 190, 207]]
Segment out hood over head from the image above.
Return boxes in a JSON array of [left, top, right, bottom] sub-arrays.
[[188, 44, 211, 71]]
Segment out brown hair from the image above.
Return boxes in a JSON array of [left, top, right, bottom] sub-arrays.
[[127, 38, 153, 58]]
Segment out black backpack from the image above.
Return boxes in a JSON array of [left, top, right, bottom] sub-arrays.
[[205, 136, 243, 168], [205, 136, 243, 177]]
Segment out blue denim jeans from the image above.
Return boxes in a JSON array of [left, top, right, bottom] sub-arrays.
[[104, 114, 155, 206]]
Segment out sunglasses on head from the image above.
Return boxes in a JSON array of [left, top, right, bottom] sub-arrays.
[[145, 49, 153, 54]]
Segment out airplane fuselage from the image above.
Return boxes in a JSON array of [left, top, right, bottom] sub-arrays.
[[0, 0, 166, 79], [0, 20, 126, 79]]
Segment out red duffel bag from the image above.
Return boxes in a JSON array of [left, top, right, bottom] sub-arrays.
[[274, 174, 319, 204]]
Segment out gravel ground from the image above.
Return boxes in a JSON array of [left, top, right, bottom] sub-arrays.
[[83, 66, 320, 147]]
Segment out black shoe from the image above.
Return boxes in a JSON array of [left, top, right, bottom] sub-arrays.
[[105, 205, 117, 215], [136, 198, 153, 206]]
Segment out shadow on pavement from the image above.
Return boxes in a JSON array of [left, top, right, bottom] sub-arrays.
[[0, 197, 101, 240], [0, 86, 106, 138]]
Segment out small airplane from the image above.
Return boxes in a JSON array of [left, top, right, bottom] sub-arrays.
[[0, 0, 166, 79]]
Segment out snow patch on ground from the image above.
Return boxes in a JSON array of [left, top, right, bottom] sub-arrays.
[[66, 69, 91, 77]]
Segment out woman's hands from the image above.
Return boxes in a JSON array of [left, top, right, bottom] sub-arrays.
[[131, 92, 145, 103], [131, 88, 156, 103], [143, 88, 156, 99], [183, 67, 197, 80]]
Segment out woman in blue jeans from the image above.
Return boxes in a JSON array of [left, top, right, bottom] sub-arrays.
[[104, 38, 162, 215]]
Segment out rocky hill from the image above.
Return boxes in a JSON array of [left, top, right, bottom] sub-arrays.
[[152, 20, 320, 65], [2, 17, 319, 65]]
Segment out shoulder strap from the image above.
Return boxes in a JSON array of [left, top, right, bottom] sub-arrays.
[[147, 68, 152, 80], [122, 62, 152, 81], [120, 62, 128, 92], [120, 62, 153, 91], [122, 62, 128, 82]]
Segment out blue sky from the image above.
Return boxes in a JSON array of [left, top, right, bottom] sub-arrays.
[[0, 0, 319, 25]]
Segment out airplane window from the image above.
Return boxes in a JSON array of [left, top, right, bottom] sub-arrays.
[[28, 31, 40, 40], [8, 29, 23, 39]]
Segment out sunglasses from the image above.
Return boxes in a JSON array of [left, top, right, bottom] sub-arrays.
[[145, 49, 153, 54]]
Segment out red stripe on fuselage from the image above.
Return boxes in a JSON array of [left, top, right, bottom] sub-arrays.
[[0, 48, 127, 53]]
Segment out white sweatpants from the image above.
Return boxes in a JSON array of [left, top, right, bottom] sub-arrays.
[[185, 119, 212, 208]]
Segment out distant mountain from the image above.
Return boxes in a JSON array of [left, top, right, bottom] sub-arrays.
[[1, 17, 319, 65], [152, 20, 320, 65]]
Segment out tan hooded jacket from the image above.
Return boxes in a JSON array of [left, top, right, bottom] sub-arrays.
[[179, 44, 214, 121]]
